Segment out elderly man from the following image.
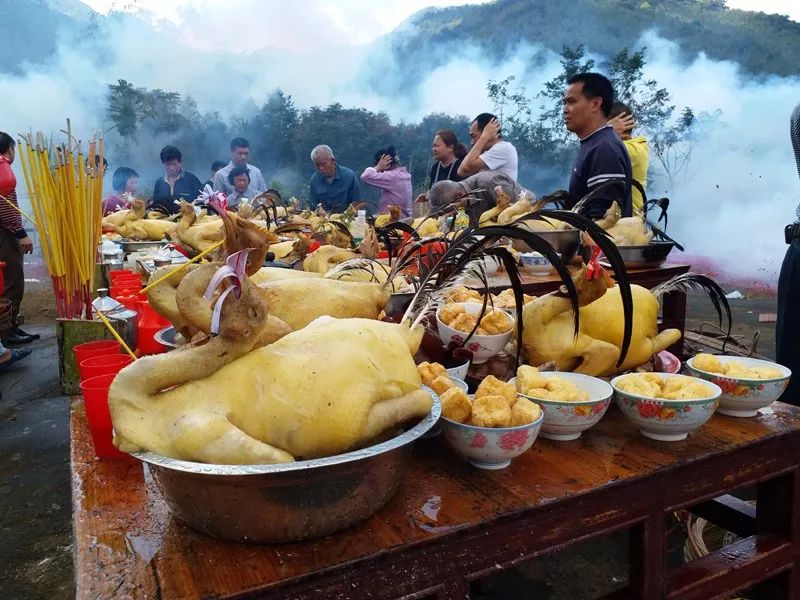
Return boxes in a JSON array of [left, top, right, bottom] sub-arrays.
[[309, 145, 362, 213], [457, 113, 519, 181], [428, 170, 524, 227], [213, 137, 267, 197]]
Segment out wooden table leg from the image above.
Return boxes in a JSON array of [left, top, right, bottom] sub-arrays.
[[661, 291, 686, 360], [749, 470, 800, 599], [628, 513, 667, 600]]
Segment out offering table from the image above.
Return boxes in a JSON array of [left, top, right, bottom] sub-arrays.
[[72, 395, 800, 599]]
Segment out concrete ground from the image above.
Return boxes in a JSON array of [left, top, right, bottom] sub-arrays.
[[0, 287, 781, 599]]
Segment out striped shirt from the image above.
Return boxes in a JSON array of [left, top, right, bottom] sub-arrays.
[[569, 124, 632, 219], [0, 155, 25, 238]]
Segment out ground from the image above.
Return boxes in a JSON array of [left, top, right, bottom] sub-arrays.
[[0, 282, 782, 600]]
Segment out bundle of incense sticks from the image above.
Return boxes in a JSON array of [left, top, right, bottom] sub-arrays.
[[18, 120, 104, 319]]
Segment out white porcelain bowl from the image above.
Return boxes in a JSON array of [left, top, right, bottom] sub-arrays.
[[446, 361, 471, 382], [436, 302, 514, 364], [440, 410, 544, 470], [509, 373, 613, 441], [685, 356, 791, 417], [611, 374, 721, 442], [520, 252, 559, 275]]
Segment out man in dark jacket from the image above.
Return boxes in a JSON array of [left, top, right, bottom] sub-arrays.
[[151, 145, 204, 214], [777, 101, 800, 404]]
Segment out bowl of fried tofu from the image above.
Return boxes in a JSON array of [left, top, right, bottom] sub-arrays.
[[510, 367, 613, 441], [611, 373, 721, 441], [686, 354, 791, 417], [438, 375, 543, 469], [436, 302, 515, 364]]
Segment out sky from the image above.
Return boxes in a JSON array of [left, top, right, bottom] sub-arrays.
[[80, 0, 800, 35]]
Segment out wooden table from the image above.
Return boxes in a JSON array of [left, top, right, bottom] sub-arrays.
[[73, 398, 800, 600], [484, 263, 690, 359]]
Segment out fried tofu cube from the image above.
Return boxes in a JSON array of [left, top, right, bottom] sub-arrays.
[[430, 374, 456, 396], [417, 361, 447, 387], [471, 395, 512, 428], [450, 312, 478, 334], [445, 287, 482, 303], [479, 310, 512, 335], [438, 303, 466, 325], [440, 387, 472, 424], [475, 375, 517, 406], [516, 365, 548, 394], [510, 399, 542, 426], [693, 353, 723, 374]]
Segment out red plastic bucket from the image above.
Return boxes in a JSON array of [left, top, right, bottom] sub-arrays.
[[73, 340, 122, 369], [79, 373, 127, 459], [79, 353, 133, 382], [136, 300, 169, 355]]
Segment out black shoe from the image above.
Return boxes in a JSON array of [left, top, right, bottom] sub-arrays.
[[12, 327, 40, 341], [5, 331, 36, 345]]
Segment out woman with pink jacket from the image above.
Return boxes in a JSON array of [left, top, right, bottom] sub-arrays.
[[360, 146, 412, 217]]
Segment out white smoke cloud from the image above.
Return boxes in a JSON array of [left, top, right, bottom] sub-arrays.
[[4, 3, 799, 285]]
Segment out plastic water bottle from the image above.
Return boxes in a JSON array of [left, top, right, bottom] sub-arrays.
[[351, 210, 367, 245]]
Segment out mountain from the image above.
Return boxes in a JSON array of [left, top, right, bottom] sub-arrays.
[[367, 0, 800, 92], [0, 0, 99, 75]]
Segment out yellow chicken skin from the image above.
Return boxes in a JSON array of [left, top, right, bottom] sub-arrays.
[[111, 199, 176, 241], [257, 278, 391, 330], [250, 267, 322, 284], [110, 317, 433, 464], [522, 267, 682, 376], [595, 202, 653, 247], [303, 245, 359, 273]]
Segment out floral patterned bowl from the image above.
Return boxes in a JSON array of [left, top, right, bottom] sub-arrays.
[[440, 410, 544, 470], [611, 374, 722, 442], [685, 356, 791, 417], [436, 302, 515, 364], [509, 373, 613, 441]]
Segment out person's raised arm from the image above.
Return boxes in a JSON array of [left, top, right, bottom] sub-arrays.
[[458, 118, 500, 177]]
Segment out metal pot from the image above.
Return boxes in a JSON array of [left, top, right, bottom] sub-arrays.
[[92, 289, 138, 349], [132, 396, 441, 543], [614, 241, 675, 268]]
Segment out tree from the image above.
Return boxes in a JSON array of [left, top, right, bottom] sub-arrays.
[[247, 89, 299, 170], [106, 79, 146, 138]]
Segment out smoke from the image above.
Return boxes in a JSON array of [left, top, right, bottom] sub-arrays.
[[3, 2, 799, 285]]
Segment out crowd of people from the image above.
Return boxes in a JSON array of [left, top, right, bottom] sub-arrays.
[[0, 72, 654, 368]]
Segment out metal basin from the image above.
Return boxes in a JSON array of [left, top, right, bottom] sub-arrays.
[[132, 396, 441, 543], [154, 326, 179, 349], [512, 229, 581, 262], [614, 241, 675, 268]]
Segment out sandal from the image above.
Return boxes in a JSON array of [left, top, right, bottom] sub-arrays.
[[0, 348, 32, 371]]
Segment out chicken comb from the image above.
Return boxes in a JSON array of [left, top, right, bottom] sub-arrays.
[[586, 246, 603, 281]]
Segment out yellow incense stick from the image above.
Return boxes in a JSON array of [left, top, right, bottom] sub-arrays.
[[140, 239, 225, 294], [0, 194, 37, 226], [94, 308, 138, 360]]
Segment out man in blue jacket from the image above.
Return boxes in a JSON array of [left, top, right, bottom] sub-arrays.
[[564, 72, 632, 219]]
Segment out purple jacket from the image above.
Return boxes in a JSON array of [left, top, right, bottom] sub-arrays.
[[360, 166, 412, 217]]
